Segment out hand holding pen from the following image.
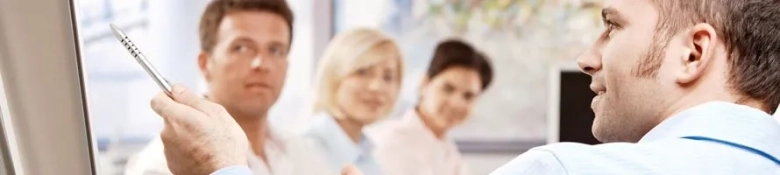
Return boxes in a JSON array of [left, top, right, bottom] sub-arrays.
[[111, 24, 249, 174]]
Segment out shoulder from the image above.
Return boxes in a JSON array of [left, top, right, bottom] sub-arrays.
[[493, 142, 668, 175], [490, 146, 568, 175], [367, 123, 418, 158], [494, 140, 743, 175], [535, 142, 665, 166], [272, 130, 333, 172], [366, 119, 414, 144], [123, 137, 172, 175], [273, 129, 324, 155]]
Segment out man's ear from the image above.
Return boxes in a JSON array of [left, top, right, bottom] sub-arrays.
[[198, 52, 212, 81], [677, 23, 718, 84]]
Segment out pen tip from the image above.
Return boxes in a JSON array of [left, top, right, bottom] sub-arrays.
[[109, 23, 125, 41]]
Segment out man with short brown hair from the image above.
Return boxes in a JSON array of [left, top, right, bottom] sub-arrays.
[[125, 0, 331, 174], [492, 0, 780, 174]]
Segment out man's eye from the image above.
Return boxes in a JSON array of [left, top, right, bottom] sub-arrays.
[[604, 21, 620, 38], [270, 47, 285, 57]]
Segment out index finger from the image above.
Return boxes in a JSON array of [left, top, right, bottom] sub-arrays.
[[151, 91, 204, 122], [169, 84, 225, 116]]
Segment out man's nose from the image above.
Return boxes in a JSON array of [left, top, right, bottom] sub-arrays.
[[577, 47, 603, 75], [250, 56, 270, 71]]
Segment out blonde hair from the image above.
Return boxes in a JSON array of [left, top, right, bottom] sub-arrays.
[[311, 28, 404, 118]]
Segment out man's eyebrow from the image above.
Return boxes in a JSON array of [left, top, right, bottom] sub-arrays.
[[601, 7, 627, 24], [233, 36, 254, 43]]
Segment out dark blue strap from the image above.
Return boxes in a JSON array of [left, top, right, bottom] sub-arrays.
[[682, 136, 780, 166]]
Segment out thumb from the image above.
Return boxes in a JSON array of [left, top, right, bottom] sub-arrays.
[[341, 164, 363, 175]]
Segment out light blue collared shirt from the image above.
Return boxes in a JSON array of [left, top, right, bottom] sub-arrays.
[[491, 101, 780, 175], [210, 166, 253, 175], [304, 113, 382, 175]]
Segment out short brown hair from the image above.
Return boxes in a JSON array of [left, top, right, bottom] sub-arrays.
[[427, 39, 493, 90], [651, 0, 780, 113], [198, 0, 294, 53]]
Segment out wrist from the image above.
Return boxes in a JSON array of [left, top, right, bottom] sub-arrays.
[[205, 155, 247, 173]]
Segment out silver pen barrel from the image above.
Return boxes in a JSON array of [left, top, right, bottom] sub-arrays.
[[110, 24, 173, 96], [134, 52, 173, 96]]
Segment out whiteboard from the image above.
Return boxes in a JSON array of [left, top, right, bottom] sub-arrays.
[[0, 0, 95, 174]]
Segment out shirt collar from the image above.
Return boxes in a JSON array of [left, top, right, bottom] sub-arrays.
[[246, 127, 294, 175], [639, 101, 780, 159], [308, 113, 374, 165]]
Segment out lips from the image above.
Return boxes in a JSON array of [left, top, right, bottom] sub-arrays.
[[589, 83, 607, 110], [591, 94, 602, 111], [245, 82, 271, 92], [589, 83, 607, 95]]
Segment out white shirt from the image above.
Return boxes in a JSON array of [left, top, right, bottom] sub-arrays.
[[491, 101, 780, 175], [124, 128, 332, 175], [368, 110, 470, 175], [773, 108, 780, 122], [302, 113, 382, 175]]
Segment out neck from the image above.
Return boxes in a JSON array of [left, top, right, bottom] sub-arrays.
[[662, 57, 768, 116], [334, 116, 364, 143], [416, 108, 447, 140], [232, 113, 270, 162], [204, 91, 277, 173], [234, 114, 269, 143], [660, 88, 765, 124]]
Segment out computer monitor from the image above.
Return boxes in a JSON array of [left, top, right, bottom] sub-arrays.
[[547, 63, 601, 145]]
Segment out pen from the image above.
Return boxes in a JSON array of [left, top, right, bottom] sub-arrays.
[[110, 23, 173, 96]]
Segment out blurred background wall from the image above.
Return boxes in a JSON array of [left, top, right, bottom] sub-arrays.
[[75, 0, 604, 174]]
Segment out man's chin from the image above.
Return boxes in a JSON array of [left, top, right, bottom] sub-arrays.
[[591, 125, 605, 142], [232, 102, 271, 116], [590, 117, 611, 141]]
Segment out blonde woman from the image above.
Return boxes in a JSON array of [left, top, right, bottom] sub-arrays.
[[303, 28, 404, 175]]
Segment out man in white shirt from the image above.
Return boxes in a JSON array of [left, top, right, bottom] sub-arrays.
[[147, 0, 780, 174], [124, 0, 330, 174]]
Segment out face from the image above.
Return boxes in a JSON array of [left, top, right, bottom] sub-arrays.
[[335, 55, 401, 125], [198, 11, 290, 118], [418, 67, 483, 132], [579, 0, 696, 142]]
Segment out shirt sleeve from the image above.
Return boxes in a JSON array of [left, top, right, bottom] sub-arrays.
[[209, 166, 253, 175], [489, 149, 568, 175]]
